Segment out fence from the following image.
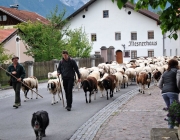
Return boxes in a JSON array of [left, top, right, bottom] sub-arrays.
[[0, 57, 104, 86]]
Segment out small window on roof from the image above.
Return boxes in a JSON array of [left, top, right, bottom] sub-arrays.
[[103, 10, 109, 18]]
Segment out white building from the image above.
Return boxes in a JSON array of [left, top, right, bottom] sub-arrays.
[[67, 0, 179, 63]]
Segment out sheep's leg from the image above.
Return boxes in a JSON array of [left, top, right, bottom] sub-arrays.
[[78, 82, 80, 91], [31, 90, 33, 99], [106, 90, 109, 100], [36, 88, 38, 99], [142, 84, 145, 94], [148, 83, 151, 95], [89, 92, 91, 103], [85, 92, 88, 103], [51, 95, 54, 105], [58, 92, 61, 101], [124, 83, 125, 88], [94, 90, 96, 100]]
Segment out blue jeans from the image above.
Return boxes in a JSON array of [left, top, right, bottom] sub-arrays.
[[162, 92, 179, 129]]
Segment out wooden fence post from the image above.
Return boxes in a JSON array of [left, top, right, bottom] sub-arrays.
[[24, 61, 34, 77], [91, 57, 95, 67], [74, 58, 79, 67], [52, 59, 59, 71]]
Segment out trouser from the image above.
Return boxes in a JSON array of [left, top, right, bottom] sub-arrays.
[[162, 92, 179, 129], [63, 78, 74, 108], [12, 82, 22, 104]]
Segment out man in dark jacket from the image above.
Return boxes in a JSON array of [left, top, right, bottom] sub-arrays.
[[57, 50, 81, 111], [6, 55, 26, 108]]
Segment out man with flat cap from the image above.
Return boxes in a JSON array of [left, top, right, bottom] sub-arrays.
[[57, 50, 81, 111], [6, 55, 26, 108]]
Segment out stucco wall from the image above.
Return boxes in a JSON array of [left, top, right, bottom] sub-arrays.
[[3, 35, 34, 63], [68, 0, 164, 62]]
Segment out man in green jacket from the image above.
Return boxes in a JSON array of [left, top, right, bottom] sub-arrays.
[[6, 55, 26, 108]]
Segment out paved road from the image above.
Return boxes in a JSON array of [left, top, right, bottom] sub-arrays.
[[0, 82, 137, 140]]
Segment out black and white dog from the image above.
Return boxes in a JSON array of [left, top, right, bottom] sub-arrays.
[[31, 110, 49, 140]]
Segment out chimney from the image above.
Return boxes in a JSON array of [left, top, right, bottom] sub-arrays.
[[10, 4, 19, 9]]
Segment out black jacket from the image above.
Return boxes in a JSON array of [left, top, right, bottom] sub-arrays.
[[6, 63, 26, 83], [57, 57, 80, 80]]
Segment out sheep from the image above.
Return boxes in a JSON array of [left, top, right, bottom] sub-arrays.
[[88, 70, 101, 81], [21, 76, 38, 102], [152, 70, 162, 86], [136, 71, 151, 95], [125, 68, 136, 85], [79, 68, 90, 82], [48, 71, 57, 79], [97, 73, 109, 97], [47, 79, 62, 105], [122, 74, 129, 88], [113, 72, 123, 92], [102, 75, 117, 100], [82, 77, 98, 103]]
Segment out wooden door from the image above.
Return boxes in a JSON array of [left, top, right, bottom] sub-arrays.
[[116, 50, 123, 64]]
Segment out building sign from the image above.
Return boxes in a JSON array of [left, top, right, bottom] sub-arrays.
[[128, 41, 157, 46]]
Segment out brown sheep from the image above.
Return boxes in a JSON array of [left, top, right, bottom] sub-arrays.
[[136, 71, 151, 95]]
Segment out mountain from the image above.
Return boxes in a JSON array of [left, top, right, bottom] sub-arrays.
[[0, 0, 169, 18], [0, 0, 89, 18]]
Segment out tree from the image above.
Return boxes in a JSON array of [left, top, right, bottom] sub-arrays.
[[17, 6, 92, 61], [64, 27, 93, 58], [0, 45, 12, 64], [112, 0, 180, 40]]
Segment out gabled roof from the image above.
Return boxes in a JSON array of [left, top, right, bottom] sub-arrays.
[[67, 0, 160, 23], [0, 28, 18, 44], [0, 6, 50, 25]]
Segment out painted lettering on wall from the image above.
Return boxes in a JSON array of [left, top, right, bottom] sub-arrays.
[[128, 41, 157, 46]]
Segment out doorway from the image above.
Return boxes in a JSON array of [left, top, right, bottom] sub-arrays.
[[116, 50, 123, 64]]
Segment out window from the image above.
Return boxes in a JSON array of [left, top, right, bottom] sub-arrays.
[[176, 48, 178, 56], [148, 31, 154, 39], [148, 50, 154, 57], [124, 50, 130, 57], [131, 32, 137, 40], [170, 49, 172, 56], [91, 34, 97, 41], [131, 50, 137, 59], [115, 32, 121, 40], [103, 10, 109, 18], [3, 15, 7, 21], [0, 15, 2, 21]]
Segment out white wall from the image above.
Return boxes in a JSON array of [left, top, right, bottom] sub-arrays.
[[68, 0, 164, 62], [164, 31, 180, 56]]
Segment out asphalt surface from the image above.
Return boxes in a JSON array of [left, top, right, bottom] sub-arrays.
[[0, 82, 137, 140]]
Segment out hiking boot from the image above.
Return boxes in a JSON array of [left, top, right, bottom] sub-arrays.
[[13, 104, 18, 108], [66, 107, 71, 111]]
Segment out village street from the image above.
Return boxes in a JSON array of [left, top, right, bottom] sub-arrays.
[[0, 82, 137, 140]]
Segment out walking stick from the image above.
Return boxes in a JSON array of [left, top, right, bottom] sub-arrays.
[[0, 66, 43, 98], [56, 65, 65, 107]]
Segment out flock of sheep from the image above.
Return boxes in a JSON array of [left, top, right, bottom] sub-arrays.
[[21, 56, 178, 104]]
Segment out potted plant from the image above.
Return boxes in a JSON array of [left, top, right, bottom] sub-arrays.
[[165, 101, 180, 139]]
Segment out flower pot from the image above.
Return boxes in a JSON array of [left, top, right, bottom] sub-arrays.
[[178, 125, 180, 140]]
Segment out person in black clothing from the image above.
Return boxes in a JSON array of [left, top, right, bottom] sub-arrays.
[[57, 50, 81, 111], [6, 55, 26, 108]]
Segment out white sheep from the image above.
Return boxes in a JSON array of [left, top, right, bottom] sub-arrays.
[[113, 72, 123, 92], [97, 73, 109, 97], [48, 71, 57, 79], [122, 74, 129, 88], [88, 70, 101, 81], [21, 76, 38, 102], [47, 79, 62, 105], [125, 68, 136, 85]]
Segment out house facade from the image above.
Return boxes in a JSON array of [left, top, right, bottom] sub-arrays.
[[67, 0, 179, 63], [0, 6, 49, 63]]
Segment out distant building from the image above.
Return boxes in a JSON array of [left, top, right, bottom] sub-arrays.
[[0, 6, 49, 63], [0, 28, 34, 63], [67, 0, 179, 63]]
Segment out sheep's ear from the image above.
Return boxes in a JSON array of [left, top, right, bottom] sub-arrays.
[[32, 113, 35, 116]]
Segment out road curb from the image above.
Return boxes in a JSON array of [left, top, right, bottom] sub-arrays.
[[70, 88, 140, 140]]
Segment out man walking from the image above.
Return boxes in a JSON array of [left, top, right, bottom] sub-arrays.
[[57, 50, 81, 111], [6, 55, 26, 108]]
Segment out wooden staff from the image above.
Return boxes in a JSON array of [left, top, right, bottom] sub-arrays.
[[0, 66, 43, 98], [56, 65, 65, 107]]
